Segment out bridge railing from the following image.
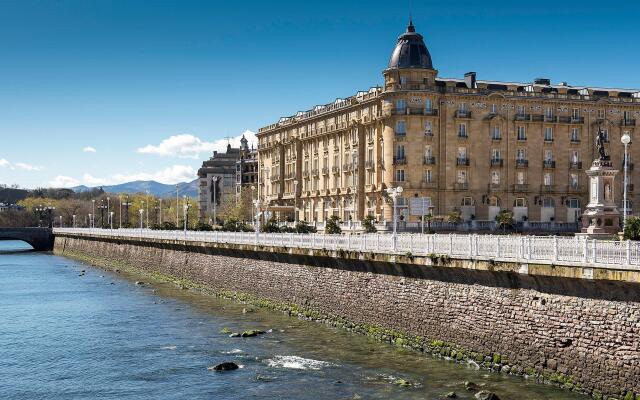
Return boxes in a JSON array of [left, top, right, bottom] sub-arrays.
[[53, 228, 640, 271]]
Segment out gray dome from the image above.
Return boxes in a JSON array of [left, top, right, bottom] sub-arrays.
[[387, 20, 433, 70]]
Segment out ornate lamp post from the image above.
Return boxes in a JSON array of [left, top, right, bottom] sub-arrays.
[[91, 199, 95, 228], [622, 132, 632, 230], [72, 214, 76, 228], [293, 179, 299, 226], [109, 211, 114, 231], [183, 195, 190, 235], [97, 200, 108, 228], [386, 186, 403, 249], [138, 209, 144, 230], [35, 205, 56, 228], [122, 196, 133, 228]]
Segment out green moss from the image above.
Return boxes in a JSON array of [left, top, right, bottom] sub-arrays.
[[623, 392, 634, 400], [492, 354, 501, 364]]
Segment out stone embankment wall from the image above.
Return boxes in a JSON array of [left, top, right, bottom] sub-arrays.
[[54, 234, 640, 399]]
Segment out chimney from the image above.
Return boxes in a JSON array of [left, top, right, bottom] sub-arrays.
[[464, 72, 477, 89], [534, 78, 551, 85]]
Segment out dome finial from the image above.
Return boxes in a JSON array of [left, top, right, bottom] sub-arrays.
[[407, 14, 415, 32]]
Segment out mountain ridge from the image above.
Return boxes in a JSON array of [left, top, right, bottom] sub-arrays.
[[71, 179, 199, 197]]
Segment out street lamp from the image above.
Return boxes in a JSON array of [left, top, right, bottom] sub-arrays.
[[59, 215, 63, 228], [139, 209, 144, 230], [35, 205, 56, 228], [109, 211, 114, 231], [98, 201, 108, 229], [622, 132, 632, 231], [107, 197, 110, 227], [386, 186, 403, 249], [91, 199, 95, 228], [88, 214, 92, 229], [212, 176, 219, 226], [183, 195, 190, 236], [72, 214, 76, 228], [293, 179, 299, 226]]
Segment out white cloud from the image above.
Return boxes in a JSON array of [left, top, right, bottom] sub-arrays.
[[49, 176, 80, 188], [137, 130, 256, 159], [0, 158, 42, 171], [83, 146, 97, 153]]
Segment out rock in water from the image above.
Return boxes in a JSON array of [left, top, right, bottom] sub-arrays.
[[474, 390, 501, 400], [443, 392, 457, 398], [464, 381, 479, 391], [135, 281, 144, 285], [241, 329, 265, 337], [209, 362, 239, 371]]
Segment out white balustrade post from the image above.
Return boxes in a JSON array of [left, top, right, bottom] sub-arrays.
[[449, 233, 453, 255], [591, 239, 597, 264], [520, 236, 525, 260], [553, 236, 558, 262], [496, 235, 501, 258], [362, 234, 366, 251], [376, 233, 380, 251], [468, 235, 473, 258], [347, 233, 351, 250], [626, 240, 631, 265], [474, 234, 479, 257], [582, 237, 588, 263]]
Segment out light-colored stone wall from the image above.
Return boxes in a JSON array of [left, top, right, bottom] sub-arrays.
[[55, 234, 640, 398]]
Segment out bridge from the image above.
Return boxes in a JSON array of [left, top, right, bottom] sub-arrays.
[[0, 228, 54, 251]]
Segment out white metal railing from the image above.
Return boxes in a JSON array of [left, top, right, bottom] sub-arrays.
[[52, 228, 640, 271]]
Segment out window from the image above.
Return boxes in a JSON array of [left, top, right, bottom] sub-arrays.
[[395, 120, 406, 135], [568, 198, 581, 209], [515, 197, 526, 207], [570, 173, 579, 188], [462, 197, 473, 206], [396, 99, 406, 112], [543, 173, 552, 186], [623, 200, 633, 213], [425, 170, 433, 183], [516, 172, 525, 185], [545, 107, 553, 118], [458, 123, 467, 137], [395, 145, 405, 159], [491, 126, 501, 140], [544, 149, 553, 161], [542, 198, 555, 207], [424, 120, 433, 135], [571, 151, 579, 164], [459, 102, 467, 112], [544, 127, 553, 141], [624, 111, 631, 121], [516, 105, 525, 116], [516, 148, 526, 160], [491, 149, 501, 160], [598, 109, 605, 119], [424, 145, 433, 158], [457, 147, 467, 159], [602, 129, 609, 142], [491, 171, 500, 185], [457, 170, 467, 183], [367, 149, 373, 163], [491, 104, 497, 114], [572, 108, 580, 119], [571, 128, 580, 142], [425, 98, 432, 112], [395, 169, 405, 182], [400, 76, 407, 85], [517, 126, 526, 140]]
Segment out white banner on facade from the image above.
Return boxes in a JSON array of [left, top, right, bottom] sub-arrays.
[[409, 197, 432, 216]]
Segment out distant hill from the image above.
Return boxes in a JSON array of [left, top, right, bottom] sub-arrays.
[[72, 179, 199, 197]]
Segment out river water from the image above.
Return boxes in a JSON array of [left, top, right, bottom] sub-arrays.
[[0, 240, 587, 400]]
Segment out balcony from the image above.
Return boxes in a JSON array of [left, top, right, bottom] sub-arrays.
[[302, 171, 310, 178], [512, 184, 530, 192], [421, 181, 437, 189], [570, 116, 584, 124], [570, 137, 580, 144], [364, 160, 375, 169], [540, 184, 556, 193], [342, 163, 354, 172], [391, 107, 440, 116], [364, 184, 377, 193], [311, 169, 319, 176], [455, 110, 472, 119], [331, 166, 340, 174], [627, 184, 635, 193], [516, 135, 527, 141], [456, 157, 470, 166], [453, 182, 469, 191], [393, 157, 407, 165], [621, 119, 636, 127], [423, 156, 436, 165], [543, 160, 556, 169], [322, 167, 330, 175], [490, 158, 504, 167], [515, 159, 529, 168], [424, 130, 434, 137], [423, 108, 439, 116], [491, 135, 502, 141], [566, 184, 584, 193], [285, 172, 296, 180], [514, 113, 530, 121], [488, 183, 502, 191], [458, 132, 469, 139], [544, 115, 557, 123], [544, 137, 554, 143], [569, 161, 583, 170]]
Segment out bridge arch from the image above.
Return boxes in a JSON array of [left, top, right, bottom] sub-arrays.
[[0, 228, 54, 251]]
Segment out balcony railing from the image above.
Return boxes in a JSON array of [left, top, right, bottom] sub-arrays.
[[455, 110, 471, 118], [490, 158, 504, 167], [322, 167, 330, 175], [393, 157, 407, 165], [543, 160, 556, 169], [391, 107, 440, 116], [621, 119, 636, 127], [570, 137, 581, 144], [364, 160, 375, 169], [570, 161, 583, 170], [454, 182, 469, 190], [566, 184, 584, 193], [423, 156, 436, 165], [515, 159, 529, 168], [458, 132, 468, 139], [540, 184, 556, 193], [456, 158, 470, 166], [491, 135, 502, 141], [512, 184, 529, 192], [514, 113, 530, 121], [331, 166, 340, 174]]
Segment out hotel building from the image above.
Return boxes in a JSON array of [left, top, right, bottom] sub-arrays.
[[256, 20, 640, 225]]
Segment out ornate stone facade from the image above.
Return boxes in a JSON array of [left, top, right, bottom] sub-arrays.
[[257, 21, 640, 225]]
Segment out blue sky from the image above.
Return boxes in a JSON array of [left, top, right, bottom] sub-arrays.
[[2, 0, 639, 188]]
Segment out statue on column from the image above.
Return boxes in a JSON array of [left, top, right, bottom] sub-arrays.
[[596, 127, 608, 161]]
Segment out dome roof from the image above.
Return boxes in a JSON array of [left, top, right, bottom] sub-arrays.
[[387, 20, 433, 70]]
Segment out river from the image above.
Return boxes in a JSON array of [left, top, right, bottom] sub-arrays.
[[0, 240, 587, 399]]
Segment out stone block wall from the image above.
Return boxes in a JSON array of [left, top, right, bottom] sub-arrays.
[[54, 235, 640, 398]]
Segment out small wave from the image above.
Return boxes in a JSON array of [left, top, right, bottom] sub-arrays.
[[222, 349, 243, 354], [161, 345, 177, 350], [266, 355, 334, 370]]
